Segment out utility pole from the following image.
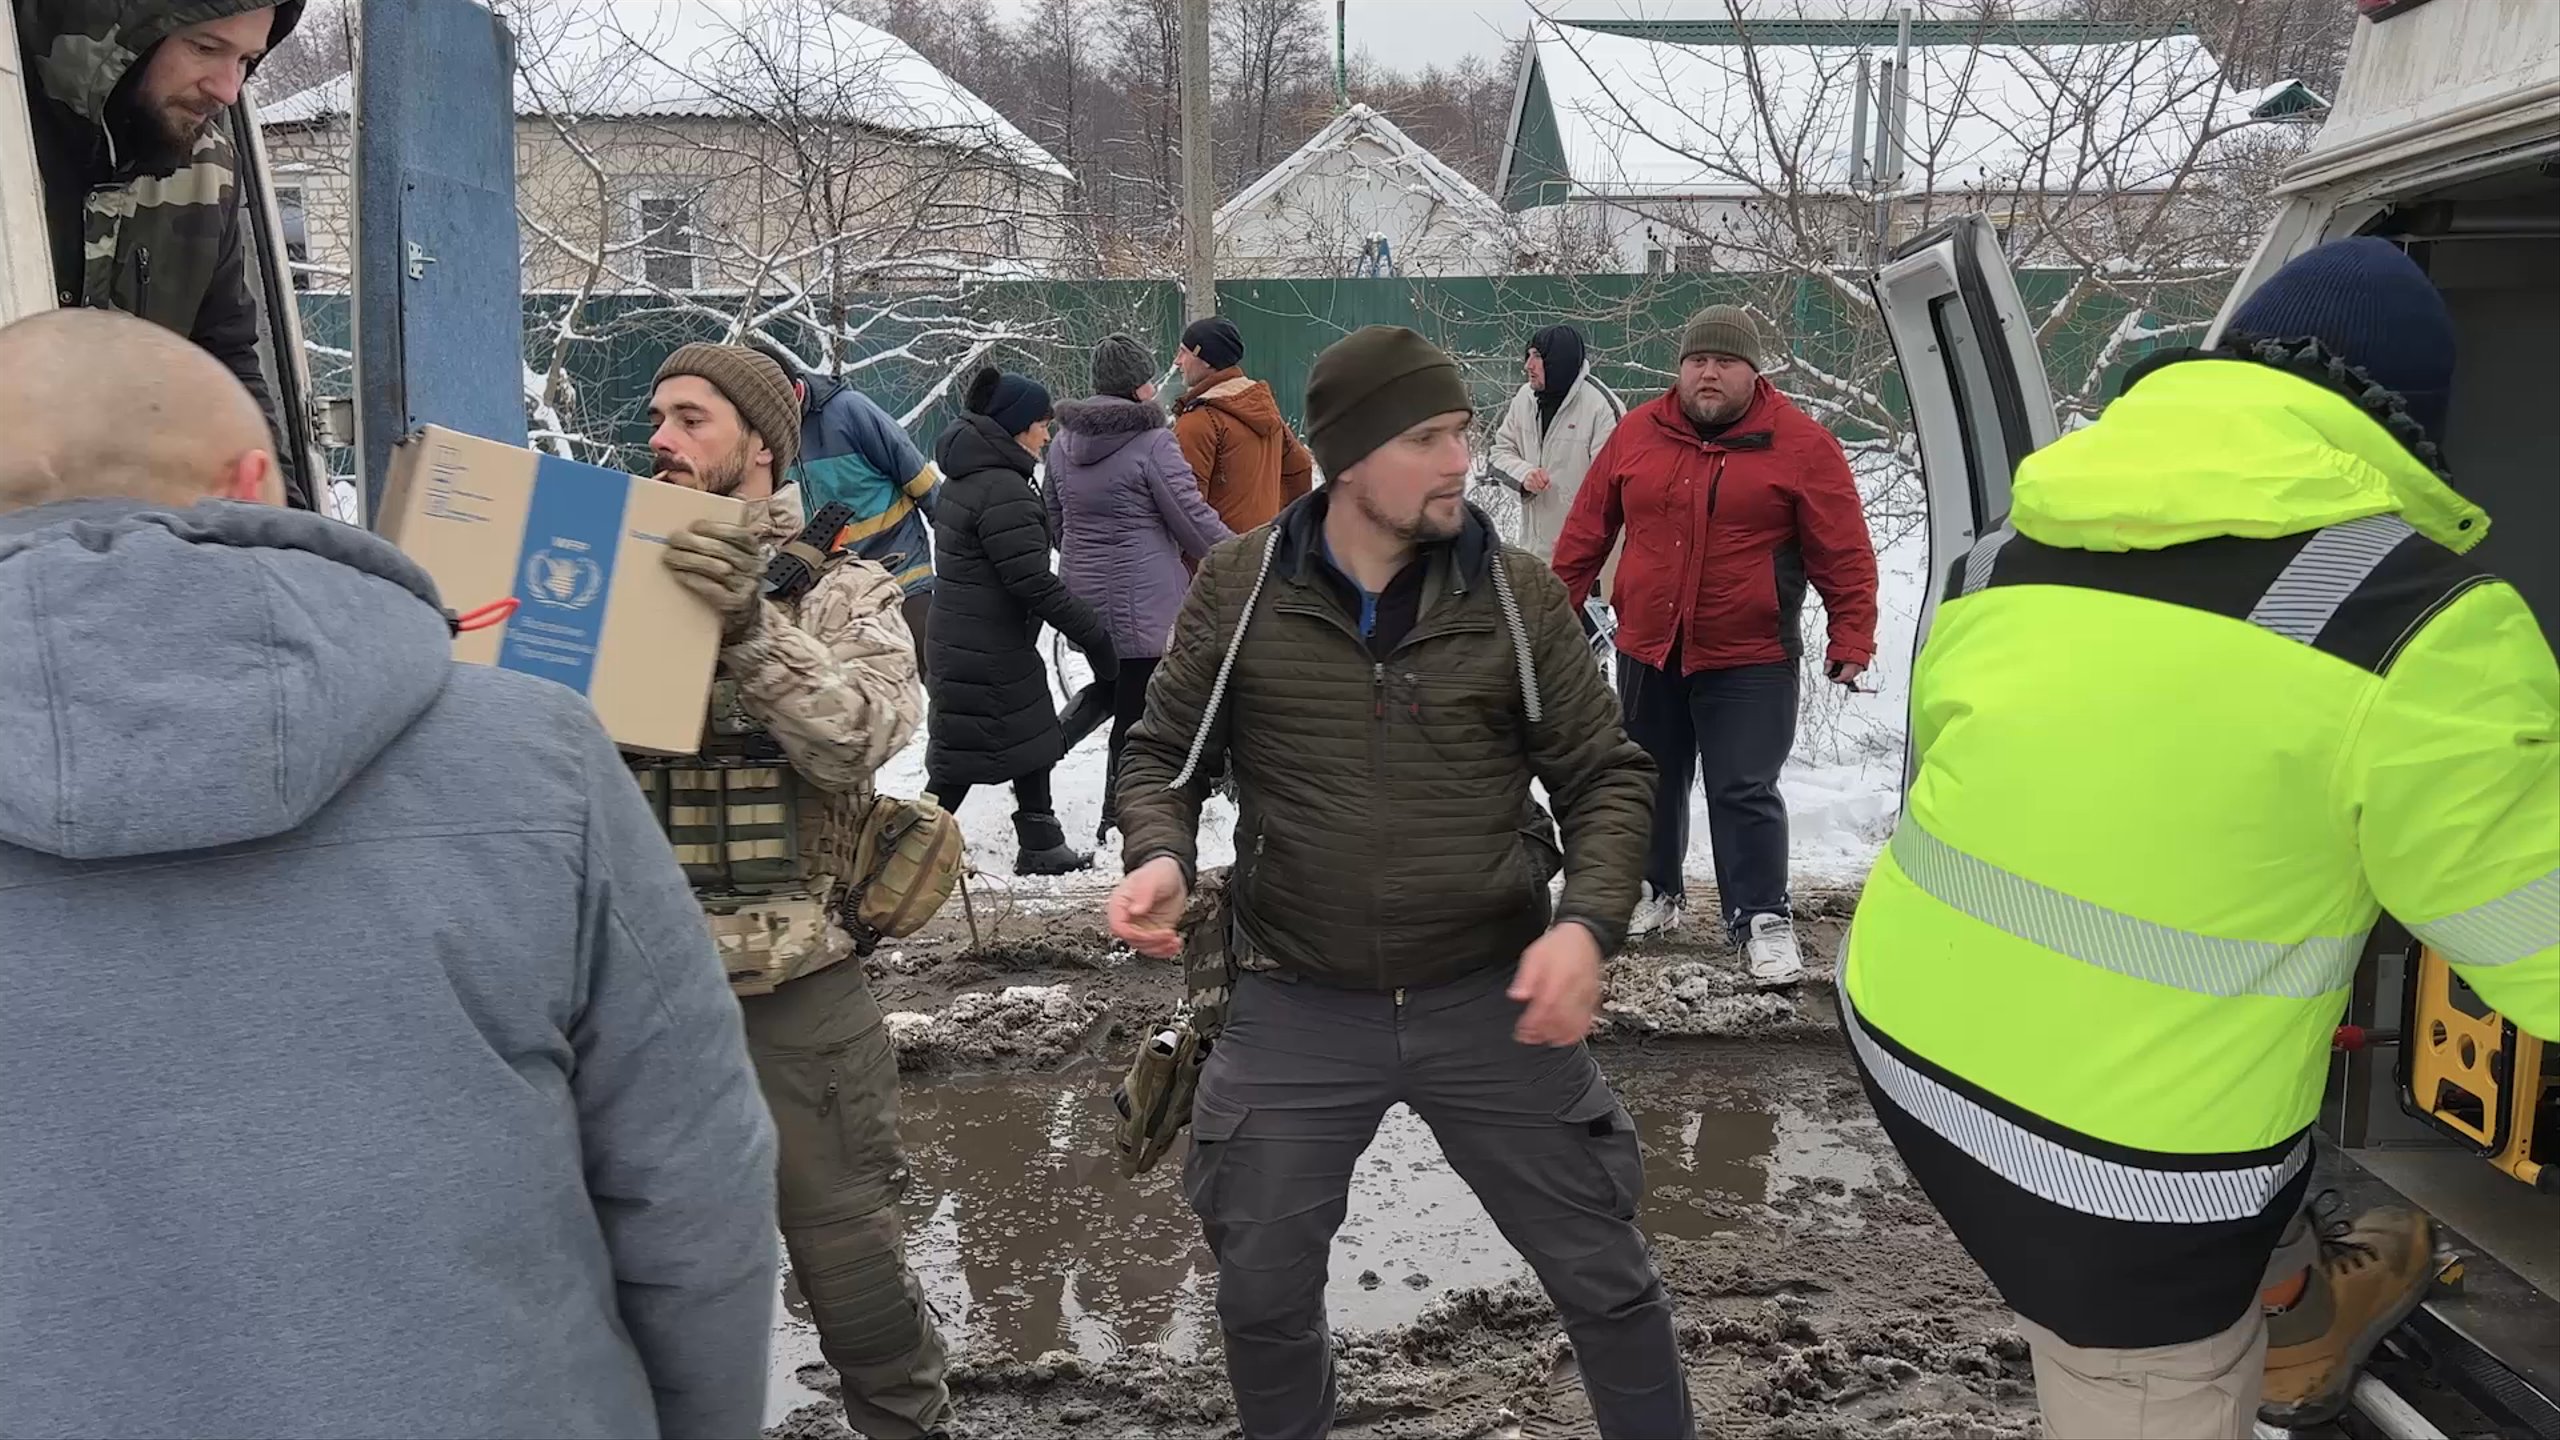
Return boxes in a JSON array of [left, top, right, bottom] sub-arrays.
[[1336, 0, 1349, 109], [1869, 2, 1914, 265], [1178, 0, 1217, 322]]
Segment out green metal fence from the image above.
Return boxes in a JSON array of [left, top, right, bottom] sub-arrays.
[[300, 266, 2223, 482]]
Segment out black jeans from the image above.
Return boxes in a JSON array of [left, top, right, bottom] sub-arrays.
[[927, 768, 1052, 818], [901, 588, 932, 682], [1615, 655, 1798, 938], [1102, 656, 1159, 826]]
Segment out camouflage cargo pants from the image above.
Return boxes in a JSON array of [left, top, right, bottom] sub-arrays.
[[739, 959, 952, 1438]]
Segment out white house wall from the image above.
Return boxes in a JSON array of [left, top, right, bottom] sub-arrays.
[[1217, 133, 1515, 278]]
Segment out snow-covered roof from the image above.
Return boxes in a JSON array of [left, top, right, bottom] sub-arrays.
[[258, 0, 1068, 180], [1215, 103, 1515, 243], [1505, 19, 2245, 202]]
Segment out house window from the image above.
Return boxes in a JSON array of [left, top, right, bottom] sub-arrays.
[[275, 185, 310, 290], [1645, 248, 1670, 275], [1673, 244, 1714, 273], [634, 194, 699, 290]]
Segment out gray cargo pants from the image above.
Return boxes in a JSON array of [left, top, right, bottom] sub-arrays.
[[1185, 964, 1697, 1440], [740, 958, 952, 1438]]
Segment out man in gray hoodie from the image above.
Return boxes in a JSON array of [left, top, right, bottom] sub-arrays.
[[0, 309, 780, 1439]]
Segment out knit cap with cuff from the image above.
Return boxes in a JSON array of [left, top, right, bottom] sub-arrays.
[[1304, 325, 1473, 481], [1181, 316, 1245, 371], [1679, 305, 1765, 371], [965, 366, 1056, 438], [653, 342, 802, 475]]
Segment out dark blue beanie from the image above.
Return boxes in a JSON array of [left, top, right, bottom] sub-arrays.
[[2228, 237, 2455, 444], [964, 365, 1054, 438]]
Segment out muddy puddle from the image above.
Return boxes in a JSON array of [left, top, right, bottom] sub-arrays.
[[767, 1056, 1881, 1424]]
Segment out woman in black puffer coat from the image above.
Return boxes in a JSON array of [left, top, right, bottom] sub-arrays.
[[926, 366, 1118, 874]]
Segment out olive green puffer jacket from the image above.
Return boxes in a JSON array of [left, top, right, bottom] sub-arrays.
[[1118, 491, 1655, 991]]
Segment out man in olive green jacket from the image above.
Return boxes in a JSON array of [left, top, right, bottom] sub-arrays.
[[1110, 326, 1693, 1440]]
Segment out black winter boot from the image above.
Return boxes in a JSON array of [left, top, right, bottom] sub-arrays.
[[1013, 810, 1093, 876]]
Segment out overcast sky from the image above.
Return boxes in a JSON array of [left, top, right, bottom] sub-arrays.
[[1336, 0, 1538, 64]]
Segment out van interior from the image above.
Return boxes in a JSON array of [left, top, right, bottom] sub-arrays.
[[2376, 152, 2560, 638]]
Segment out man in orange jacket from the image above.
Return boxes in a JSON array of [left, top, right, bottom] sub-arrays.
[[1173, 316, 1316, 534]]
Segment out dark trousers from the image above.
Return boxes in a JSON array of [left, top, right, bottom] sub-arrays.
[[901, 588, 932, 682], [1616, 654, 1798, 938], [927, 767, 1052, 818], [1060, 656, 1162, 830], [1187, 967, 1696, 1440], [1102, 655, 1159, 828]]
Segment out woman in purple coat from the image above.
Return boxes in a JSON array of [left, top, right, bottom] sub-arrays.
[[1045, 333, 1234, 844]]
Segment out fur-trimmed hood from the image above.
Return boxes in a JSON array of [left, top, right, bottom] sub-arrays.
[[1053, 394, 1167, 466]]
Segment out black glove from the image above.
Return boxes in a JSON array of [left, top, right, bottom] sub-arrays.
[[1083, 635, 1121, 683]]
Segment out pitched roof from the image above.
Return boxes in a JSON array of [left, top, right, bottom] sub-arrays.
[[1215, 103, 1515, 245], [256, 0, 1067, 180], [1500, 16, 2245, 205]]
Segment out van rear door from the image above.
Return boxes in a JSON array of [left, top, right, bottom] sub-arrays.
[[2, 0, 56, 323], [1869, 213, 2057, 661]]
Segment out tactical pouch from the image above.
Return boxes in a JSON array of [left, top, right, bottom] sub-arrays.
[[635, 758, 806, 890], [840, 794, 965, 951], [1106, 866, 1238, 1179], [1111, 1018, 1212, 1179]]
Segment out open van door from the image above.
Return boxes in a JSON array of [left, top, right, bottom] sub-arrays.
[[1, 0, 56, 324], [228, 95, 324, 513], [1870, 213, 2059, 668]]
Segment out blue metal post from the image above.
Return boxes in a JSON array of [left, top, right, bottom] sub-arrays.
[[354, 0, 524, 524]]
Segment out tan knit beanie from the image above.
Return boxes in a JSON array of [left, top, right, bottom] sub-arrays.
[[1679, 306, 1765, 370], [652, 342, 802, 475]]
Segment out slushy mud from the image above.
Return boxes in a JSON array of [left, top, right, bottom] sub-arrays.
[[771, 898, 2035, 1438]]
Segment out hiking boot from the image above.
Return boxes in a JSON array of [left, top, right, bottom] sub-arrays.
[[2260, 1195, 2436, 1427], [1012, 810, 1093, 876], [1628, 885, 1685, 939], [1745, 913, 1805, 987]]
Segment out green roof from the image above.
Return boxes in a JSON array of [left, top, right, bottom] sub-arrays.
[[1501, 59, 1574, 213], [1560, 17, 2191, 47]]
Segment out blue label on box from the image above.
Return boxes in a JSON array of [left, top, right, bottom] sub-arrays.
[[496, 454, 631, 695]]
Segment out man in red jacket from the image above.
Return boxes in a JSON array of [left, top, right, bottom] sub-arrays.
[[1553, 306, 1878, 985]]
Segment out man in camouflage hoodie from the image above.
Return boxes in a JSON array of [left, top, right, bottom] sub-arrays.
[[641, 343, 953, 1439], [17, 0, 306, 505]]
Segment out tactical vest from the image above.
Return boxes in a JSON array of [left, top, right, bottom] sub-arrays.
[[631, 677, 867, 997]]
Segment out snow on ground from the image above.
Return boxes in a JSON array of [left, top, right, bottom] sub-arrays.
[[880, 520, 1923, 902]]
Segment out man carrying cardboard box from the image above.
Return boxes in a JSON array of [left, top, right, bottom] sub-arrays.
[[638, 343, 955, 1439]]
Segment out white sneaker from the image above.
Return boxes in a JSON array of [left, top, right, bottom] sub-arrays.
[[1627, 886, 1685, 939], [1745, 913, 1805, 987]]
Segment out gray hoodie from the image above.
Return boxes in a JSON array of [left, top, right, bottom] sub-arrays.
[[0, 500, 778, 1439]]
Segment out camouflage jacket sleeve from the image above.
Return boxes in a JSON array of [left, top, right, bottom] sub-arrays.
[[722, 557, 921, 793]]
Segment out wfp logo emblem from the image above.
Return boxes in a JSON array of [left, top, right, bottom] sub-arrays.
[[523, 547, 605, 610]]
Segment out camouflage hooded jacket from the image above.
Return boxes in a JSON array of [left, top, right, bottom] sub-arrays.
[[694, 486, 923, 979], [18, 0, 302, 495]]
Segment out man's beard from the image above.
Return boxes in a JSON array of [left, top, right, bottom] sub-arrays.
[[1353, 485, 1461, 545], [1680, 387, 1750, 430], [658, 441, 752, 497], [105, 86, 217, 167]]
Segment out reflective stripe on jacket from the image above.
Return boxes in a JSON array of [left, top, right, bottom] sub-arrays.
[[1846, 357, 2559, 1349]]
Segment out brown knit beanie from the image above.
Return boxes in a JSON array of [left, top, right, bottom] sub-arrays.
[[1304, 326, 1472, 480], [652, 342, 801, 475], [1679, 305, 1765, 370]]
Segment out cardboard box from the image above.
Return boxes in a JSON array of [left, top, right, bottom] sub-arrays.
[[380, 426, 746, 755]]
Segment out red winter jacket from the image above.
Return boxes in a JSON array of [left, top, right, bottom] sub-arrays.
[[1553, 378, 1877, 675]]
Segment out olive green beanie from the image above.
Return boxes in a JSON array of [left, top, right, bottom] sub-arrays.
[[1303, 325, 1473, 479], [1678, 305, 1765, 370]]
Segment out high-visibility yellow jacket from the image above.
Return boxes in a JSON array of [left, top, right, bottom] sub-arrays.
[[1844, 357, 2559, 1349]]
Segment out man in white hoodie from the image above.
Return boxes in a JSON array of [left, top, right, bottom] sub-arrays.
[[0, 310, 778, 1439]]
